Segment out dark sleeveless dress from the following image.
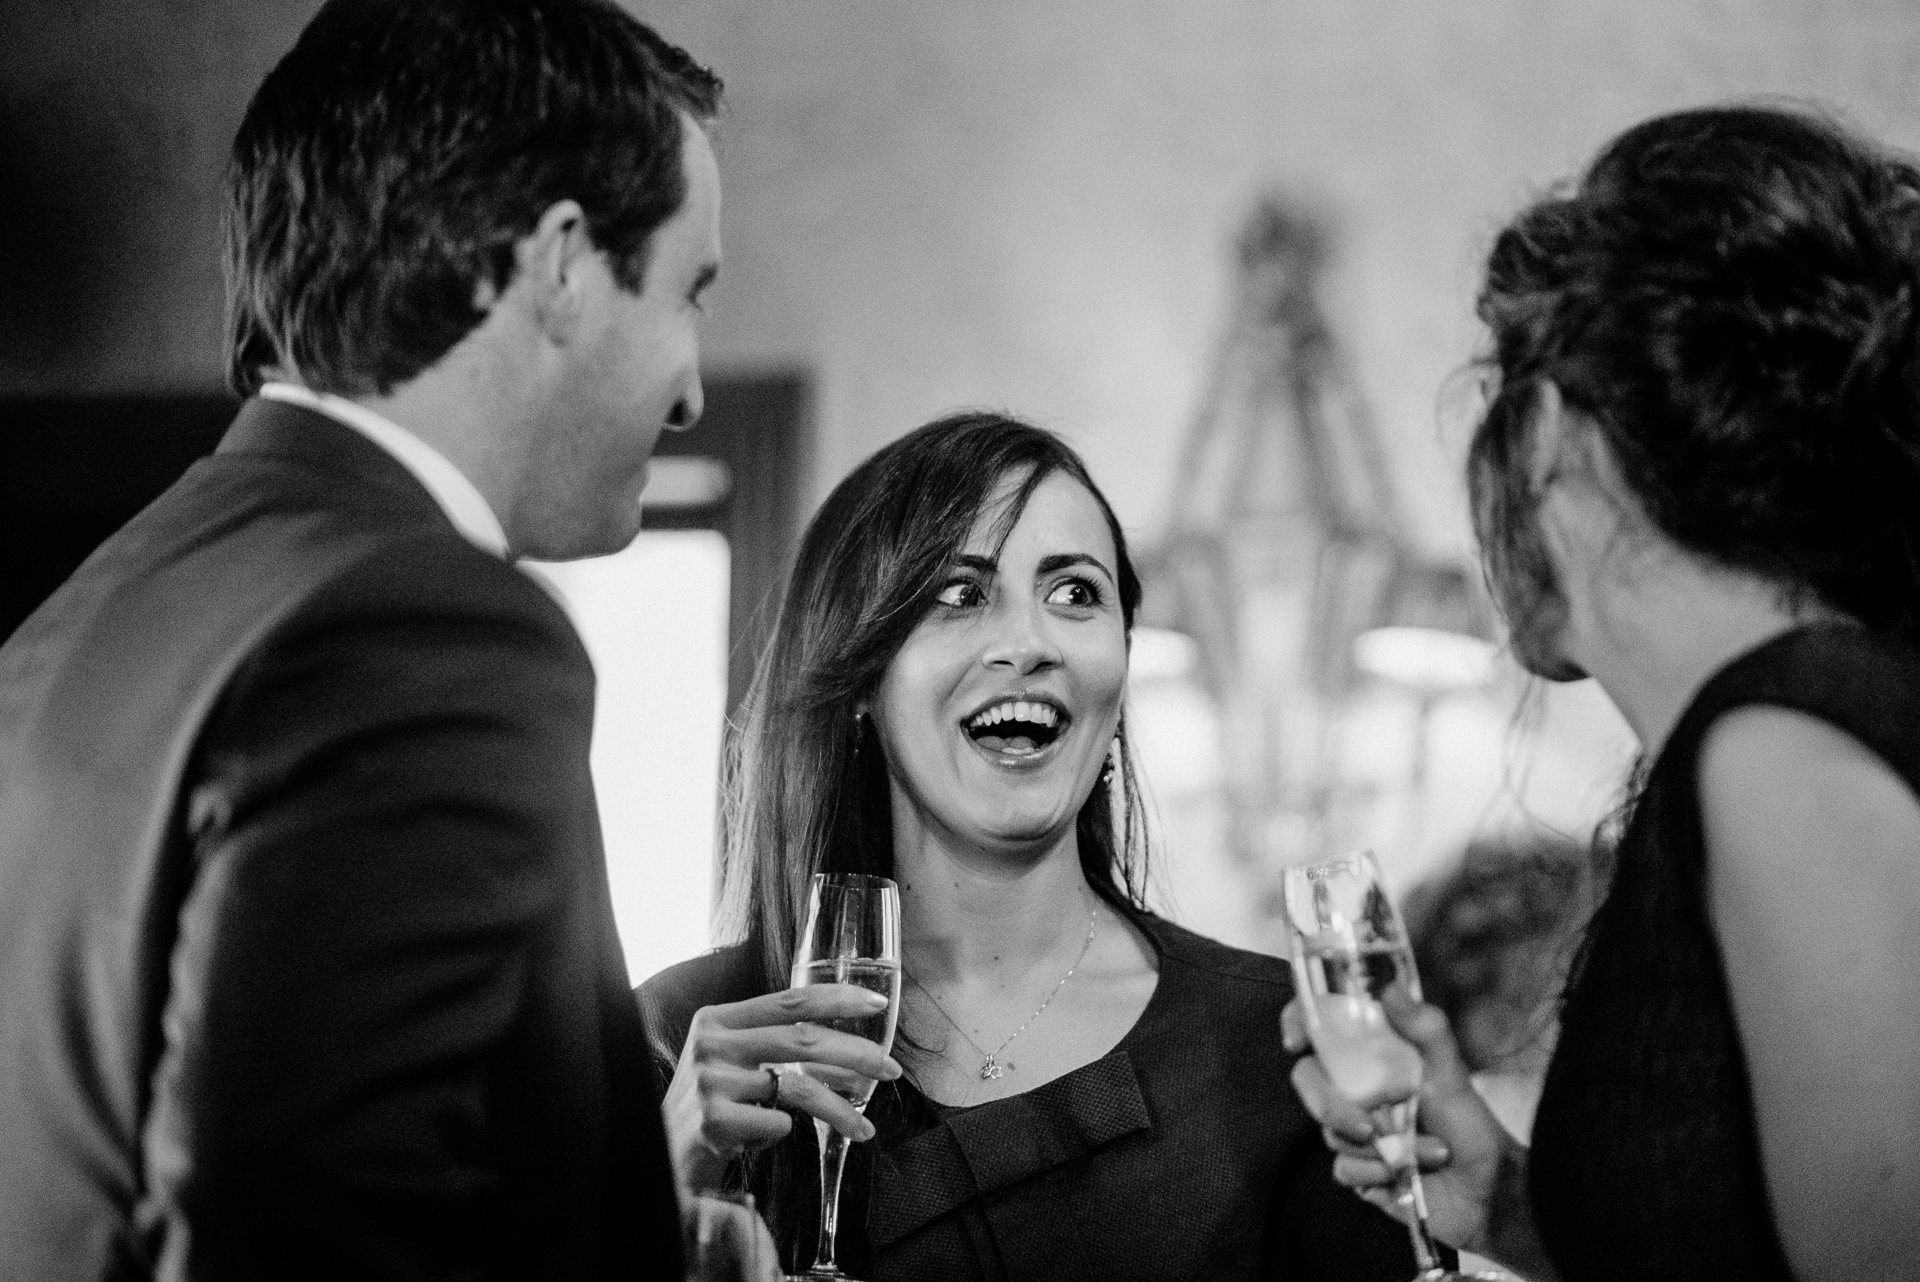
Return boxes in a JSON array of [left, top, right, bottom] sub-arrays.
[[1528, 623, 1920, 1280]]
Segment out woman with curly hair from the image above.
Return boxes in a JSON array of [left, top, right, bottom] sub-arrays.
[[1290, 105, 1920, 1281]]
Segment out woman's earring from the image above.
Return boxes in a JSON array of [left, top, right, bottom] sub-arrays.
[[1101, 738, 1118, 788]]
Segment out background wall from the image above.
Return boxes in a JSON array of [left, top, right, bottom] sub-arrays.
[[11, 0, 1920, 547], [642, 0, 1920, 554], [0, 0, 277, 396]]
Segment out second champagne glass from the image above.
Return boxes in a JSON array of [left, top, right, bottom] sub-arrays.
[[786, 873, 902, 1282], [1281, 850, 1490, 1282]]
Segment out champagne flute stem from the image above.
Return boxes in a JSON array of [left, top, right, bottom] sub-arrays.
[[1398, 1165, 1450, 1278], [1371, 1102, 1450, 1280], [811, 1118, 852, 1275]]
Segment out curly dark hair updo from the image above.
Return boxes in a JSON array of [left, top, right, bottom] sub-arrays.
[[1469, 104, 1920, 652]]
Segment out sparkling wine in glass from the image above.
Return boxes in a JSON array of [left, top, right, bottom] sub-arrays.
[[787, 873, 902, 1282], [1282, 850, 1484, 1282]]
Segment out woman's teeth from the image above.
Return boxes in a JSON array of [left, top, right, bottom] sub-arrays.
[[968, 700, 1059, 730], [965, 700, 1064, 755]]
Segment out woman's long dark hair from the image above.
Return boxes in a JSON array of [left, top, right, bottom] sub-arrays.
[[1470, 103, 1920, 652], [715, 410, 1150, 995]]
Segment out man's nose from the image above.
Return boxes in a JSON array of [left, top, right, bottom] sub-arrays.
[[665, 371, 704, 432]]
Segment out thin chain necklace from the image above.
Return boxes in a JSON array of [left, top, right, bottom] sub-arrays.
[[906, 905, 1098, 1081]]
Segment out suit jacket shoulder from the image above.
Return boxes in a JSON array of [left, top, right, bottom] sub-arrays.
[[0, 399, 675, 1281], [635, 943, 761, 1097]]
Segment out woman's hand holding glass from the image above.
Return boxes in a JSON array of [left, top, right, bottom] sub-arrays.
[[1283, 986, 1516, 1258], [664, 985, 904, 1194], [1279, 851, 1527, 1282]]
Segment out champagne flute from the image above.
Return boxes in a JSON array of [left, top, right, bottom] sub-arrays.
[[786, 873, 902, 1282], [1281, 850, 1485, 1282]]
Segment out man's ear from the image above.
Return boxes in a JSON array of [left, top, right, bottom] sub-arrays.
[[485, 199, 594, 341]]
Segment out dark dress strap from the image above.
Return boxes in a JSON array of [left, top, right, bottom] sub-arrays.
[[1668, 621, 1920, 803]]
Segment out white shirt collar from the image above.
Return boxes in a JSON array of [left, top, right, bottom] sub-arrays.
[[259, 381, 510, 559]]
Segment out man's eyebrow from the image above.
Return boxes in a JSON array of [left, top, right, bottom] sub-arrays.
[[1037, 552, 1113, 578]]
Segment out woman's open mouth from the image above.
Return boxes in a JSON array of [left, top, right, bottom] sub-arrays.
[[964, 697, 1069, 760]]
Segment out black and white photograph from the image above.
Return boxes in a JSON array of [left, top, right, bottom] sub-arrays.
[[3, 2, 1918, 1279]]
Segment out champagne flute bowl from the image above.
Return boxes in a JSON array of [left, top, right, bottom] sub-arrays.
[[1281, 850, 1494, 1282]]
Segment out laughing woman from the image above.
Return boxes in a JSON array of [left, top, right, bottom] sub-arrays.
[[637, 413, 1421, 1281]]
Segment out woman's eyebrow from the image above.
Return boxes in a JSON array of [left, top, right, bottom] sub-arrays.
[[953, 553, 997, 574], [1037, 552, 1113, 578]]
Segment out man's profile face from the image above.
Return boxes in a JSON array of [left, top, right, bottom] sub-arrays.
[[521, 116, 722, 560]]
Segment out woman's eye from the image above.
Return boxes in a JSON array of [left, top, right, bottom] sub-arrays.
[[1046, 579, 1102, 609], [936, 579, 984, 608]]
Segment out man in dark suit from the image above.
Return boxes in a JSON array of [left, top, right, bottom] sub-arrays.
[[0, 2, 722, 1277]]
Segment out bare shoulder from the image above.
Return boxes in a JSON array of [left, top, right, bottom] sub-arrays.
[[1698, 704, 1920, 870], [1695, 708, 1920, 1276]]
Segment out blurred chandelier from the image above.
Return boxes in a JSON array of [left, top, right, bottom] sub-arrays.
[[1154, 198, 1490, 874]]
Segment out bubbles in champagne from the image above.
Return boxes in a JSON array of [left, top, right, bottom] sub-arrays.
[[1309, 993, 1423, 1104], [790, 958, 903, 1106], [1298, 941, 1422, 1106]]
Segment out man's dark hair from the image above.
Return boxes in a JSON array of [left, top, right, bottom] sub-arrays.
[[223, 0, 722, 397]]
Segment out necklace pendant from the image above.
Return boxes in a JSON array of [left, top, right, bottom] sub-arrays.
[[980, 1058, 1004, 1081]]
